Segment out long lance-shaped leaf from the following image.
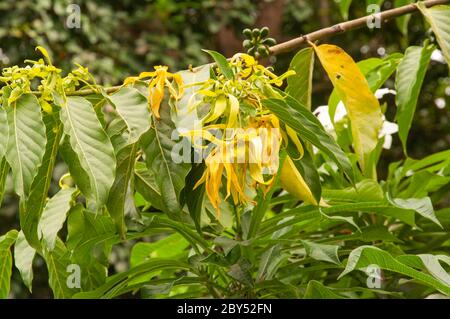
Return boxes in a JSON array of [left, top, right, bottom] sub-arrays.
[[107, 143, 138, 238], [313, 44, 382, 174], [395, 44, 434, 154], [106, 87, 152, 144], [286, 47, 315, 109], [5, 94, 46, 198], [60, 96, 116, 208], [43, 238, 79, 298], [0, 230, 18, 299], [140, 102, 190, 218], [418, 3, 450, 68], [21, 112, 62, 249], [339, 246, 450, 296], [262, 96, 354, 183], [38, 188, 76, 251], [14, 231, 35, 291]]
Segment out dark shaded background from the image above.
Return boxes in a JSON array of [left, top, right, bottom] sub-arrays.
[[1, 0, 449, 298]]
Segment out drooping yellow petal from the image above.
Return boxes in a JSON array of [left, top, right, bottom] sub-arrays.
[[280, 155, 318, 206], [150, 75, 165, 119], [227, 94, 239, 128], [204, 94, 227, 123], [313, 44, 382, 174]]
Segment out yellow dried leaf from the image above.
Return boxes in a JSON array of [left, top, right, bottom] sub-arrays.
[[313, 44, 382, 174], [280, 155, 318, 205]]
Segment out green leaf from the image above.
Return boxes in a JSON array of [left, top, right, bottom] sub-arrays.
[[5, 94, 46, 198], [395, 44, 434, 154], [359, 225, 402, 243], [399, 254, 450, 286], [140, 102, 190, 219], [339, 246, 450, 295], [107, 143, 138, 238], [322, 179, 384, 203], [182, 163, 206, 232], [38, 188, 76, 250], [286, 47, 315, 109], [130, 233, 189, 267], [302, 240, 341, 265], [21, 112, 62, 249], [0, 230, 18, 299], [134, 162, 166, 211], [391, 197, 442, 228], [418, 3, 450, 67], [339, 0, 352, 20], [73, 259, 191, 299], [202, 50, 233, 80], [0, 158, 8, 206], [13, 231, 35, 291], [60, 96, 116, 208], [106, 87, 151, 144], [263, 96, 354, 183], [0, 97, 7, 158], [43, 239, 78, 298], [395, 0, 412, 35], [304, 281, 345, 299], [257, 244, 287, 282]]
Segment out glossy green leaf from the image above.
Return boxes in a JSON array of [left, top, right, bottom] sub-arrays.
[[302, 240, 340, 265], [140, 103, 190, 219], [21, 112, 62, 249], [395, 44, 434, 154], [339, 246, 450, 295], [0, 230, 18, 299], [38, 188, 76, 251], [107, 87, 151, 144], [304, 281, 345, 299], [263, 96, 354, 183], [203, 50, 233, 80], [418, 3, 450, 67], [391, 197, 442, 228], [13, 230, 35, 291], [130, 233, 189, 267], [5, 94, 46, 198], [60, 96, 116, 207], [43, 239, 79, 298], [107, 142, 138, 238], [286, 47, 314, 109]]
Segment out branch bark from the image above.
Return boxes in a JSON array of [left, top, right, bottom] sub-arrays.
[[270, 0, 450, 55]]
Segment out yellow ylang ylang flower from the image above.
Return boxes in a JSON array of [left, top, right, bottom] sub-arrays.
[[230, 53, 295, 86], [123, 65, 183, 119], [183, 114, 282, 212]]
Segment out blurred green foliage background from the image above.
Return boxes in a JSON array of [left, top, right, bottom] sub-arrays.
[[1, 0, 449, 298]]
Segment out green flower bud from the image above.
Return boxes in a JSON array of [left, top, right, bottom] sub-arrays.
[[260, 27, 269, 38]]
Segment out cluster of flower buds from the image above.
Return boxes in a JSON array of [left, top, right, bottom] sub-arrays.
[[242, 27, 276, 59]]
